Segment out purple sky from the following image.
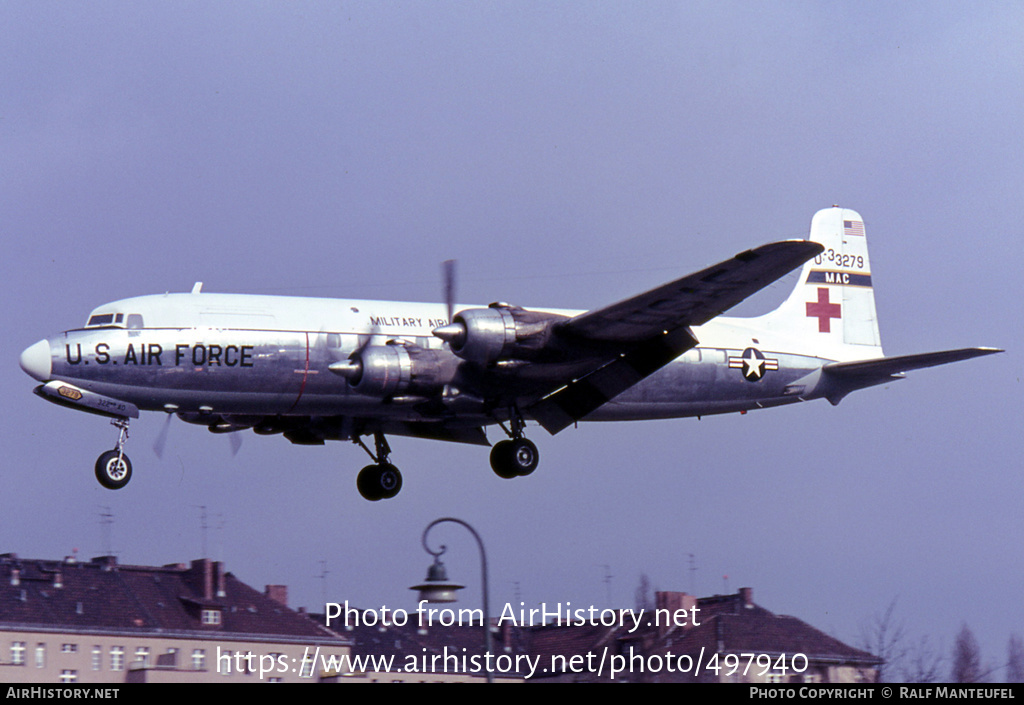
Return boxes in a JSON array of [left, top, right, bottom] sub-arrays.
[[2, 1, 1021, 680]]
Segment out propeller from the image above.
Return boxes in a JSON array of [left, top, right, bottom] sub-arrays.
[[152, 412, 173, 458], [443, 259, 456, 326], [433, 258, 467, 346], [154, 406, 244, 458], [328, 319, 381, 381]]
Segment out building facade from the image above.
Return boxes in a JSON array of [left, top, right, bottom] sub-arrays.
[[0, 553, 349, 683]]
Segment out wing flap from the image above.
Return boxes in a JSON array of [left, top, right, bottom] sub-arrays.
[[384, 422, 491, 447], [529, 327, 699, 434]]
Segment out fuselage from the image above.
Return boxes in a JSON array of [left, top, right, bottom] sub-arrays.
[[19, 208, 996, 500], [20, 291, 834, 426]]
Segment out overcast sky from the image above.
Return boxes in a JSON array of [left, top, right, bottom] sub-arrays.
[[2, 1, 1021, 680]]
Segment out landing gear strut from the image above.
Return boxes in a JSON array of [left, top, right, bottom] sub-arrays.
[[354, 431, 403, 501], [490, 408, 539, 479], [95, 418, 133, 490]]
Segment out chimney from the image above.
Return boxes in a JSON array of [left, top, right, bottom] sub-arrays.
[[53, 571, 63, 589], [654, 591, 699, 637], [739, 587, 753, 608], [10, 568, 19, 587], [92, 555, 118, 571], [265, 585, 288, 607], [215, 561, 226, 598], [190, 559, 214, 600]]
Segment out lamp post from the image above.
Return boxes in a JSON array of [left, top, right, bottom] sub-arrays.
[[410, 517, 493, 683]]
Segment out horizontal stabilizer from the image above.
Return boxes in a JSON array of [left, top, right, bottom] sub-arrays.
[[823, 347, 1003, 379]]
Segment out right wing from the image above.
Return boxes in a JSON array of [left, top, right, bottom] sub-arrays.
[[816, 347, 1004, 405], [527, 240, 824, 433], [823, 348, 1003, 379]]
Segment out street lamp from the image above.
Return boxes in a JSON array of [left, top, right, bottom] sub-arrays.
[[409, 555, 464, 604], [410, 517, 493, 683]]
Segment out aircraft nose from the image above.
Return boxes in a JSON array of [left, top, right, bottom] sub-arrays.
[[20, 339, 52, 381]]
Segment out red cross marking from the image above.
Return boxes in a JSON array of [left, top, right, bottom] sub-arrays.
[[806, 287, 841, 333]]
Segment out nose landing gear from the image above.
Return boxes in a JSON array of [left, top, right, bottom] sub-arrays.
[[95, 418, 133, 490]]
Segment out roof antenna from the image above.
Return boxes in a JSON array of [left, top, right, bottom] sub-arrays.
[[99, 506, 114, 557], [688, 553, 697, 594], [317, 560, 329, 606], [601, 564, 613, 606], [195, 505, 208, 558]]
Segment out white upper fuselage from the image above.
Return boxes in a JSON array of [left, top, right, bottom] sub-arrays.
[[20, 289, 835, 426]]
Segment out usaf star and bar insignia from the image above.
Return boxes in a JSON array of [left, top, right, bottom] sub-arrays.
[[728, 347, 779, 382]]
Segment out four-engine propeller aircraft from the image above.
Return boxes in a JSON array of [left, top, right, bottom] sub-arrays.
[[19, 207, 1000, 500]]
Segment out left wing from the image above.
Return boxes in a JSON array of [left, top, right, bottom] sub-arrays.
[[528, 240, 823, 433]]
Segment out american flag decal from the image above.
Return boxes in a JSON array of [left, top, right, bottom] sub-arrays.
[[843, 220, 865, 237]]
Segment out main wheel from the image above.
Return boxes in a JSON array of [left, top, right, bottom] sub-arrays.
[[356, 463, 403, 501], [95, 450, 133, 490], [490, 441, 518, 479], [376, 463, 403, 499], [508, 438, 539, 476]]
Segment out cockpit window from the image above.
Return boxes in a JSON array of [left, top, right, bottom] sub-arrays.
[[126, 314, 144, 329], [86, 312, 133, 328]]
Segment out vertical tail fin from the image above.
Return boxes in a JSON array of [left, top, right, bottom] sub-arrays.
[[758, 206, 884, 362]]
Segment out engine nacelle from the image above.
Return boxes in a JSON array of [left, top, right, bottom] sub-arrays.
[[341, 344, 449, 397], [434, 304, 566, 365]]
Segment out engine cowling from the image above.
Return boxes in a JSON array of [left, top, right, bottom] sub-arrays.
[[432, 304, 566, 365], [332, 343, 449, 397]]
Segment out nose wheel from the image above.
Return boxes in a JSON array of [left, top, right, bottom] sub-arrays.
[[95, 418, 133, 490], [96, 449, 133, 489]]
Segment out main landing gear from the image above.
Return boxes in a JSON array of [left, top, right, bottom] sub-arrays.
[[489, 410, 539, 480], [95, 418, 133, 490], [354, 431, 403, 501]]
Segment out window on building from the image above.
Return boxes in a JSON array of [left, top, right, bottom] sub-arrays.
[[219, 650, 232, 676], [59, 670, 78, 683], [11, 642, 25, 666], [91, 646, 102, 671], [35, 643, 45, 669], [134, 647, 150, 668], [202, 609, 222, 625], [192, 649, 206, 670], [61, 643, 78, 654], [300, 653, 315, 678], [110, 646, 124, 672]]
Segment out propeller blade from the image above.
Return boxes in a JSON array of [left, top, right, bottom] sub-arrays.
[[229, 432, 243, 457], [443, 259, 456, 325], [153, 413, 172, 458]]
